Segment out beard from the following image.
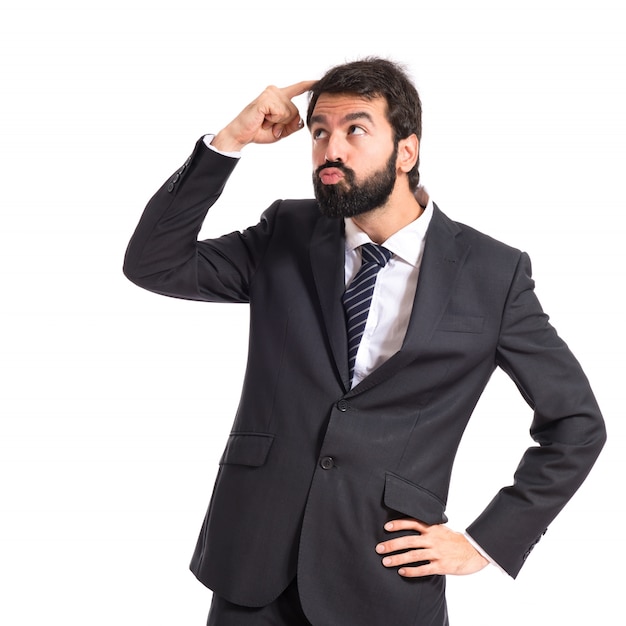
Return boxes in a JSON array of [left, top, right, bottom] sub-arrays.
[[313, 145, 398, 219]]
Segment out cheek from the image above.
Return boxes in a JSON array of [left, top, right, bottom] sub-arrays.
[[311, 144, 326, 167]]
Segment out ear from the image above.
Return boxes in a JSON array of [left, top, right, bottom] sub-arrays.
[[396, 134, 419, 174]]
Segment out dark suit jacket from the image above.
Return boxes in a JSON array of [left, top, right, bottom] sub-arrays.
[[123, 138, 606, 625]]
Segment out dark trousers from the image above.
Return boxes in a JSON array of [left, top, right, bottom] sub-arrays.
[[207, 578, 312, 625]]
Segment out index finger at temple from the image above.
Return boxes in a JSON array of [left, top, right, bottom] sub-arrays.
[[281, 80, 317, 99]]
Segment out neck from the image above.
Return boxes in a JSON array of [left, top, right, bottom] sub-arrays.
[[351, 185, 425, 244]]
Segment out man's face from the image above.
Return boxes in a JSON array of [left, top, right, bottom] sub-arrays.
[[309, 93, 398, 218]]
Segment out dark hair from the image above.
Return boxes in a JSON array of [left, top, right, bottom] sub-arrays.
[[306, 57, 422, 188]]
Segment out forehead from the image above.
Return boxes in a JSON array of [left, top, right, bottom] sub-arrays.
[[310, 93, 389, 124]]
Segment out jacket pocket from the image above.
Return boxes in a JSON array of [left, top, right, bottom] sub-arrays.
[[219, 432, 275, 467], [436, 314, 484, 334], [383, 472, 448, 525]]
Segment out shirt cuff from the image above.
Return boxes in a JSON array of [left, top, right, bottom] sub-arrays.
[[464, 531, 509, 576], [202, 134, 242, 159]]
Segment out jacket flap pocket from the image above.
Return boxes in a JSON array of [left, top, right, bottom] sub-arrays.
[[219, 433, 275, 467], [383, 472, 448, 525]]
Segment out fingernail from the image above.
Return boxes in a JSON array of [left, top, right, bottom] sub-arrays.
[[383, 557, 392, 566], [376, 544, 385, 553], [398, 568, 406, 576], [385, 522, 393, 531]]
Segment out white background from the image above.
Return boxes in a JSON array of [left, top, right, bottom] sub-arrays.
[[1, 1, 624, 624]]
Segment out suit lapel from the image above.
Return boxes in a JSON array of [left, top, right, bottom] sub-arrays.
[[309, 215, 351, 392], [347, 205, 470, 396]]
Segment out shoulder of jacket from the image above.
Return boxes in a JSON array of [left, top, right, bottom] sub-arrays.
[[433, 203, 523, 261]]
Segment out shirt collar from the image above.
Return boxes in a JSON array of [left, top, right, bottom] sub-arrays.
[[344, 192, 434, 268]]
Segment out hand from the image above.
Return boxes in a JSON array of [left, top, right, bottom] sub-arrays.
[[375, 518, 489, 577], [212, 80, 316, 152]]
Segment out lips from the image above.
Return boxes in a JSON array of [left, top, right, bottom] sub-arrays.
[[319, 167, 345, 185]]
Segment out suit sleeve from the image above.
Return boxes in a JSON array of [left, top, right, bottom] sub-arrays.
[[466, 252, 606, 578], [123, 137, 277, 303]]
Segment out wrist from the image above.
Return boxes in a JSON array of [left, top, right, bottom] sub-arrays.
[[211, 128, 247, 153]]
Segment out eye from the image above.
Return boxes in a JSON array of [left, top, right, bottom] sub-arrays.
[[349, 125, 366, 136], [312, 128, 328, 140]]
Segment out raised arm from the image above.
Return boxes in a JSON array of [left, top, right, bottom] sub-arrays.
[[123, 80, 315, 300]]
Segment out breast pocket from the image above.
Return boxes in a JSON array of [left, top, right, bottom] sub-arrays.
[[436, 314, 484, 334]]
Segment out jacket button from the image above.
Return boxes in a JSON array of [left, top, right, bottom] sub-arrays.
[[167, 182, 174, 192], [320, 456, 335, 470], [337, 400, 348, 412]]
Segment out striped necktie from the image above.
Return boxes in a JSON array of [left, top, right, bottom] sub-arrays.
[[342, 242, 392, 383]]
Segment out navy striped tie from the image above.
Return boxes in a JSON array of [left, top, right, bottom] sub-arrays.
[[342, 243, 392, 382]]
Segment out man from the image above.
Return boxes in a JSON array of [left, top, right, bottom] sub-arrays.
[[123, 58, 606, 625]]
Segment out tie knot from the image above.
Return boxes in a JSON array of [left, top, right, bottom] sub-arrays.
[[360, 242, 392, 267]]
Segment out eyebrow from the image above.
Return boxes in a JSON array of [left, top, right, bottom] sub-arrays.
[[308, 111, 375, 127]]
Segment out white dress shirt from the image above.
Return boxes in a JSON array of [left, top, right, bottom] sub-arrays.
[[344, 202, 433, 388]]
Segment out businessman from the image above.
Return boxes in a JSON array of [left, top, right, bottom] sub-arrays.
[[123, 58, 606, 625]]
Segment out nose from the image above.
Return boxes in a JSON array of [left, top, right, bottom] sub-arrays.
[[324, 133, 346, 164]]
